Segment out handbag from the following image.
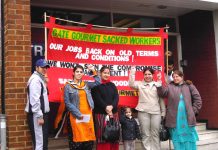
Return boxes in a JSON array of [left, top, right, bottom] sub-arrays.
[[159, 117, 170, 141], [102, 117, 120, 142]]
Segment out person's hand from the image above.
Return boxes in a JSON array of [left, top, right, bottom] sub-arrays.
[[78, 116, 84, 120], [106, 109, 113, 116], [186, 80, 193, 85], [106, 105, 113, 112], [161, 114, 166, 119], [131, 66, 136, 72], [37, 118, 44, 125], [108, 111, 113, 118], [87, 64, 96, 76], [105, 105, 113, 115], [165, 51, 173, 57], [87, 64, 95, 72]]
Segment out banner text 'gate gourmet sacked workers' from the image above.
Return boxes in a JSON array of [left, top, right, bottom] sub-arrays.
[[45, 17, 167, 107]]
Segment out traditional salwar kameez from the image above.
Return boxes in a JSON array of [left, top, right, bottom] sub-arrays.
[[66, 81, 96, 150], [169, 94, 199, 150]]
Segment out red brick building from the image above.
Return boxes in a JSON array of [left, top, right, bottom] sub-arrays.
[[1, 0, 32, 149], [1, 0, 218, 149]]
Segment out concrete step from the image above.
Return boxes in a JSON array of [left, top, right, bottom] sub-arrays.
[[196, 122, 206, 132], [48, 137, 68, 150], [48, 123, 218, 150], [49, 137, 218, 150], [161, 138, 218, 150], [197, 138, 218, 150], [160, 129, 218, 149], [198, 130, 218, 140], [48, 139, 145, 150]]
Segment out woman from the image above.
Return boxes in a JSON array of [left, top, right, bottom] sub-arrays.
[[64, 64, 100, 150], [91, 66, 119, 150], [156, 70, 202, 150], [128, 66, 166, 150]]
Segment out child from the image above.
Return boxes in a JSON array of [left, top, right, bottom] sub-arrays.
[[120, 107, 141, 150]]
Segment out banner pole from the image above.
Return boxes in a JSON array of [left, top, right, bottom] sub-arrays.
[[44, 12, 48, 60], [47, 15, 168, 31], [165, 25, 169, 79], [165, 24, 171, 150]]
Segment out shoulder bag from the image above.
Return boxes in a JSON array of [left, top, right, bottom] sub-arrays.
[[159, 117, 170, 141], [103, 117, 120, 142]]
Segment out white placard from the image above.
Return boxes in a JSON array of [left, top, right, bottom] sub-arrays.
[[76, 114, 90, 123]]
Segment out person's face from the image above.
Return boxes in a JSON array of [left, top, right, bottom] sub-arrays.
[[36, 66, 48, 76], [73, 68, 84, 81], [168, 64, 174, 72], [144, 70, 153, 83], [100, 69, 110, 80], [173, 73, 183, 84], [125, 108, 132, 118], [44, 74, 49, 83]]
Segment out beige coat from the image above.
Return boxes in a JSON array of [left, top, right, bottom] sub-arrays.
[[129, 69, 166, 117]]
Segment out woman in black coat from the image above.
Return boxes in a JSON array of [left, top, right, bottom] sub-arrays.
[[91, 66, 119, 150]]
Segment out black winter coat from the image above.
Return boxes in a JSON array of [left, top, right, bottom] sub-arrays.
[[120, 115, 141, 141], [91, 82, 119, 114]]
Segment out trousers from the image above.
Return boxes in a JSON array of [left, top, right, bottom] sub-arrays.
[[123, 140, 135, 150], [138, 112, 161, 150], [27, 113, 49, 150]]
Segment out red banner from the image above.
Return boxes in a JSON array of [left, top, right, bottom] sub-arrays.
[[46, 17, 167, 108]]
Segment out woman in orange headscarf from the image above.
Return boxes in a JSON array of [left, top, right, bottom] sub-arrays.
[[64, 64, 100, 150]]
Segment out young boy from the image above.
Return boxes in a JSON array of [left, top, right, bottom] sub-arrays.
[[120, 107, 141, 150]]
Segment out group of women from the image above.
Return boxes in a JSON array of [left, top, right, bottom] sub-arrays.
[[63, 64, 202, 150], [64, 64, 119, 150]]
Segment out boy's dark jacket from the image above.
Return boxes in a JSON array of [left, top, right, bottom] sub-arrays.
[[120, 112, 141, 140]]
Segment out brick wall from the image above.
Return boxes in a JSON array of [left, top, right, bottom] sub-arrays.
[[4, 0, 32, 149], [179, 10, 218, 128]]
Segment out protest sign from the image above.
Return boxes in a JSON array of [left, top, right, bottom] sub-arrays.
[[46, 17, 167, 107]]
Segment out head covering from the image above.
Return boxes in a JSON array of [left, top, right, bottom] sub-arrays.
[[35, 59, 50, 68]]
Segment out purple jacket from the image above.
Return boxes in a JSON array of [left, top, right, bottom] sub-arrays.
[[157, 82, 202, 128]]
